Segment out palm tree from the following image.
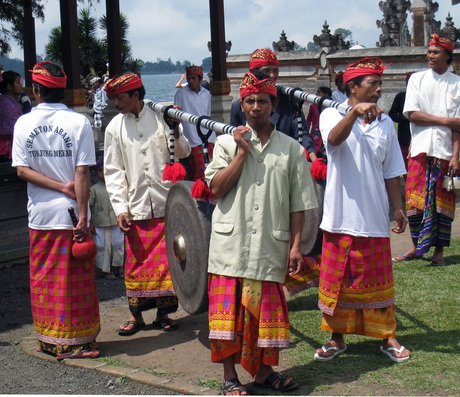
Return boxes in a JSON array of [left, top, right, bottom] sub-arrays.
[[99, 13, 143, 74], [78, 8, 106, 76], [44, 27, 63, 64]]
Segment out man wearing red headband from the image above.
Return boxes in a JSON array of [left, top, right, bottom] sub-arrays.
[[230, 48, 318, 162], [331, 71, 347, 103], [205, 72, 317, 395], [316, 57, 410, 363], [103, 73, 191, 335], [12, 61, 101, 359], [396, 34, 460, 266], [174, 65, 213, 181]]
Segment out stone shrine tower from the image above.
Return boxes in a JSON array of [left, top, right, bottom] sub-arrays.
[[411, 0, 441, 46]]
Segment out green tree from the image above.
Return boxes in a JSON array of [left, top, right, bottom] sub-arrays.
[[0, 0, 45, 56], [78, 8, 106, 76], [99, 13, 142, 74], [44, 27, 63, 64], [306, 42, 320, 51], [334, 28, 355, 46], [201, 56, 212, 72]]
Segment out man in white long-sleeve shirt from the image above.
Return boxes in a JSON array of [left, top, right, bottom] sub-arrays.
[[104, 74, 191, 335]]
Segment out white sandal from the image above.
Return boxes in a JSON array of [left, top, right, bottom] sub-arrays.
[[380, 345, 410, 363], [314, 344, 347, 361]]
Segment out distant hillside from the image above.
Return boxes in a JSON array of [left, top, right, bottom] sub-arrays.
[[0, 55, 25, 75]]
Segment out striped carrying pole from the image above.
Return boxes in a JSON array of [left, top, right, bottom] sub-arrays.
[[277, 84, 353, 115], [146, 101, 236, 135]]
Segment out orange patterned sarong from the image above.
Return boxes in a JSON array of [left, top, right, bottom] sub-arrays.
[[208, 274, 289, 377]]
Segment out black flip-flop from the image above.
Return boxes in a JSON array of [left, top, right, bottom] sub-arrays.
[[118, 320, 145, 336], [253, 372, 299, 392], [152, 318, 178, 332]]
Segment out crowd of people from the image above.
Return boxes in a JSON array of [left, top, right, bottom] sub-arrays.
[[4, 32, 459, 395]]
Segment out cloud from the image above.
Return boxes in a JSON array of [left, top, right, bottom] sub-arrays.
[[5, 0, 460, 64]]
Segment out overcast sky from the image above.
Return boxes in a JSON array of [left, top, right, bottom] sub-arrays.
[[7, 0, 460, 65]]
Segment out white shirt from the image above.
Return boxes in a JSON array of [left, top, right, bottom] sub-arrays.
[[403, 69, 460, 161], [320, 104, 406, 237], [104, 100, 191, 220], [174, 85, 214, 147], [12, 103, 96, 229], [332, 90, 348, 104]]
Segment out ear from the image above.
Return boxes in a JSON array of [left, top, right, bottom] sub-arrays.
[[240, 99, 244, 112]]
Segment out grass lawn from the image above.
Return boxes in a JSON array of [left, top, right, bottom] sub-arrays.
[[278, 239, 460, 396]]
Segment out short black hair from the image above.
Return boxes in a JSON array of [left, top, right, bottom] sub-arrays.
[[317, 86, 332, 97], [32, 62, 65, 103], [344, 75, 366, 97], [0, 70, 21, 94]]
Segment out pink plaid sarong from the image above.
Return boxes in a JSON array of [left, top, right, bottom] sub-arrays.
[[319, 232, 395, 316], [29, 229, 100, 346], [124, 217, 175, 298]]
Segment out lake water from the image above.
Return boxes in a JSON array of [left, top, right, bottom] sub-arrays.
[[141, 73, 182, 103]]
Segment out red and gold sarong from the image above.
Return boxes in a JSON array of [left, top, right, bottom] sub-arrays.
[[405, 153, 455, 219], [181, 143, 214, 181], [284, 255, 321, 295], [319, 232, 394, 316], [29, 229, 100, 348], [124, 217, 175, 298], [319, 232, 396, 338], [208, 274, 289, 377]]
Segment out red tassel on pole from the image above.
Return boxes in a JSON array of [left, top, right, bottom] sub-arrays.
[[310, 158, 327, 181], [163, 162, 186, 183], [191, 178, 215, 202]]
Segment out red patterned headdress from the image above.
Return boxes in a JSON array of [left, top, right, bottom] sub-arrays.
[[30, 62, 67, 88], [429, 34, 454, 53], [249, 48, 279, 70], [185, 65, 203, 77], [240, 72, 277, 99], [343, 57, 390, 84], [104, 74, 143, 98]]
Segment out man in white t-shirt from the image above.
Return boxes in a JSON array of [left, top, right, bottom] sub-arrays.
[[12, 61, 99, 359], [316, 57, 410, 363], [396, 34, 460, 266], [331, 71, 347, 103], [174, 65, 213, 181]]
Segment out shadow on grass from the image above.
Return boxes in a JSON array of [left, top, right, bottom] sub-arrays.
[[268, 326, 460, 396]]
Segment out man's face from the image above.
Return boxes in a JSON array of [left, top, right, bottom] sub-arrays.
[[258, 65, 279, 81], [186, 74, 202, 92], [427, 45, 449, 73], [336, 79, 345, 92], [113, 92, 138, 114], [353, 75, 382, 103], [240, 92, 276, 128]]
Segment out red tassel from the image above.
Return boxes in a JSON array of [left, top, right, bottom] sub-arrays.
[[310, 158, 327, 181], [72, 234, 97, 261], [163, 162, 186, 183], [191, 178, 215, 201]]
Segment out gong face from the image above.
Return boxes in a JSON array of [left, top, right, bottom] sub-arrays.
[[165, 181, 215, 315], [300, 178, 325, 257]]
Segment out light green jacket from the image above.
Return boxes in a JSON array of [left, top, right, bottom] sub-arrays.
[[205, 127, 318, 283]]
